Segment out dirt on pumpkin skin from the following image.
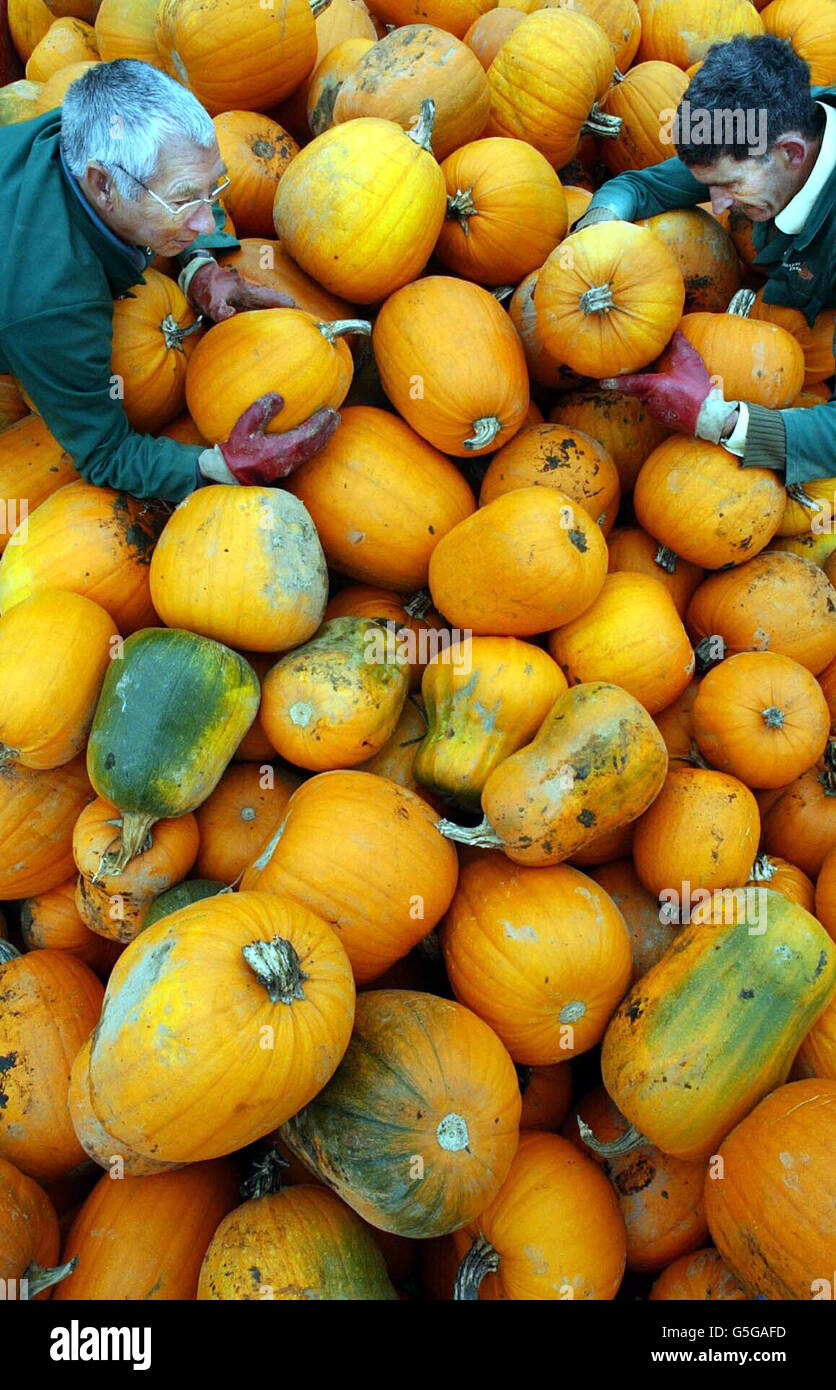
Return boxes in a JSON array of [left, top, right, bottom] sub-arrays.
[[110, 494, 169, 564]]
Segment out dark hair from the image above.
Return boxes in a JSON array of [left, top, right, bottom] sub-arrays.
[[675, 34, 822, 166]]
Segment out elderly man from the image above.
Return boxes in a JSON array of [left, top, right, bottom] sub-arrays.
[[0, 59, 338, 501], [577, 34, 836, 488]]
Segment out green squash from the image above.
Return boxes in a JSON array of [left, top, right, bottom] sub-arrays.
[[142, 879, 226, 928]]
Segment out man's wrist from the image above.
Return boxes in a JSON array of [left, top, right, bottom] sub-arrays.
[[719, 405, 740, 441], [178, 251, 216, 298]]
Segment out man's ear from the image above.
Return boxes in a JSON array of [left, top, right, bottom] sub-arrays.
[[773, 133, 810, 168], [85, 162, 114, 207]]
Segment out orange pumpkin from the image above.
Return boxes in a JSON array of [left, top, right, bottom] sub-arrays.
[[545, 0, 641, 69], [815, 843, 836, 940], [507, 270, 576, 390], [746, 852, 815, 914], [632, 767, 760, 897], [217, 239, 356, 326], [361, 0, 494, 37], [649, 1248, 748, 1301], [793, 993, 836, 1080], [0, 753, 93, 899], [588, 860, 679, 984], [635, 207, 740, 312], [776, 475, 836, 538], [325, 586, 448, 693], [745, 288, 836, 386], [568, 821, 636, 868], [760, 759, 836, 878], [0, 1156, 72, 1300], [212, 111, 299, 238], [355, 696, 444, 811], [479, 423, 620, 536], [607, 527, 704, 617], [232, 651, 283, 763], [602, 62, 690, 177], [549, 388, 670, 494], [463, 7, 526, 68], [25, 17, 98, 81], [669, 308, 805, 410], [305, 36, 375, 136], [761, 0, 836, 84], [94, 0, 162, 63], [7, 0, 53, 62], [0, 414, 79, 554], [635, 0, 763, 66], [20, 877, 122, 978], [194, 762, 301, 884], [0, 374, 27, 429], [517, 1062, 573, 1132], [67, 1035, 181, 1178], [653, 679, 701, 766], [34, 58, 98, 113]]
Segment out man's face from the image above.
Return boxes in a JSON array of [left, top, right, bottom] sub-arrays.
[[688, 141, 808, 223], [86, 139, 226, 256]]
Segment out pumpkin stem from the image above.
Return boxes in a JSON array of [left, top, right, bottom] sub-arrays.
[[580, 103, 622, 139], [417, 927, 441, 962], [317, 319, 372, 343], [579, 283, 614, 315], [446, 186, 477, 230], [694, 634, 726, 675], [0, 940, 21, 963], [25, 1256, 78, 1297], [437, 1112, 469, 1150], [406, 98, 436, 153], [749, 852, 776, 883], [240, 1145, 290, 1200], [98, 811, 157, 875], [761, 705, 785, 729], [403, 588, 433, 620], [435, 814, 503, 848], [654, 544, 680, 574], [490, 285, 516, 304], [686, 739, 712, 770], [820, 739, 836, 795], [727, 288, 756, 317], [785, 482, 822, 513], [0, 742, 19, 765], [612, 67, 625, 83], [160, 312, 204, 351], [577, 1115, 646, 1157], [242, 936, 309, 1004], [309, 0, 333, 15], [464, 416, 502, 450], [454, 1234, 500, 1301]]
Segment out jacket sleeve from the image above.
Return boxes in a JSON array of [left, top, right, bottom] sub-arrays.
[[1, 299, 205, 503], [587, 156, 711, 220]]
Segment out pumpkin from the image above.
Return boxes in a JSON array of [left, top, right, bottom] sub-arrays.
[[568, 821, 636, 867], [760, 758, 836, 878], [86, 627, 260, 871], [649, 1248, 748, 1301], [198, 1184, 397, 1300], [602, 62, 690, 177], [325, 586, 448, 693], [815, 844, 836, 940], [743, 289, 836, 386], [746, 852, 815, 914], [565, 1087, 709, 1273], [518, 1063, 573, 1132], [0, 590, 118, 770], [94, 0, 161, 63], [155, 411, 206, 445], [607, 528, 704, 617], [67, 1035, 182, 1178], [21, 878, 123, 978], [507, 270, 576, 390], [434, 138, 567, 285], [534, 222, 685, 378], [793, 989, 836, 1080], [53, 1160, 240, 1301], [233, 651, 283, 762], [777, 477, 836, 538], [355, 697, 441, 809], [143, 878, 226, 928], [194, 762, 301, 884], [218, 239, 357, 327], [0, 943, 104, 1182], [634, 437, 786, 569], [114, 267, 200, 436], [34, 58, 98, 112], [0, 753, 93, 899], [634, 207, 740, 313], [0, 376, 27, 430], [25, 16, 98, 81], [428, 487, 608, 636], [692, 651, 830, 788], [547, 0, 641, 68], [372, 276, 529, 456], [354, 0, 493, 38], [0, 79, 43, 124], [549, 389, 670, 495], [273, 102, 447, 304], [415, 636, 567, 809], [212, 111, 299, 238], [601, 892, 836, 1161], [768, 529, 836, 567], [685, 551, 836, 674], [635, 0, 763, 65], [479, 423, 620, 536], [286, 407, 476, 592], [305, 36, 375, 135], [155, 0, 319, 113], [548, 572, 695, 715], [451, 1130, 626, 1299], [485, 8, 617, 169], [241, 770, 459, 984], [0, 482, 167, 634], [0, 415, 79, 554], [186, 308, 364, 444], [149, 485, 328, 653], [0, 1157, 74, 1300], [669, 308, 805, 410], [83, 891, 355, 1164], [440, 852, 633, 1062], [761, 0, 836, 84], [7, 0, 52, 62], [632, 766, 759, 898], [72, 796, 200, 943], [463, 7, 526, 69], [588, 860, 679, 984], [283, 0, 378, 137], [704, 1078, 836, 1298], [281, 989, 521, 1238]]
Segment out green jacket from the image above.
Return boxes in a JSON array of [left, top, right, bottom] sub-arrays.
[[587, 86, 836, 485], [0, 110, 239, 502]]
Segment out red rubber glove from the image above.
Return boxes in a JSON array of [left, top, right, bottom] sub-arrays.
[[600, 331, 738, 443], [188, 261, 296, 322], [213, 394, 340, 485]]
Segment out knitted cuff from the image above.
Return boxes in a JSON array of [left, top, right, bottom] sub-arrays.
[[740, 404, 787, 472]]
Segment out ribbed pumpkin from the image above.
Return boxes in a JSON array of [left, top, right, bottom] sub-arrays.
[[372, 276, 529, 456], [534, 222, 685, 378], [285, 0, 378, 136], [212, 111, 299, 238], [632, 766, 759, 897], [634, 436, 786, 569], [241, 770, 459, 984], [507, 270, 574, 390], [0, 375, 27, 428], [451, 1130, 626, 1299], [355, 697, 440, 809], [776, 476, 836, 538], [325, 586, 448, 693], [155, 0, 318, 113], [668, 309, 805, 410], [761, 0, 836, 83], [415, 636, 566, 809], [517, 1062, 573, 1131], [434, 138, 567, 284], [0, 943, 104, 1182], [479, 423, 620, 536], [635, 207, 740, 312], [463, 7, 526, 68], [285, 406, 476, 592], [0, 1157, 73, 1301], [588, 860, 679, 984], [569, 821, 636, 868], [186, 307, 363, 444], [194, 762, 301, 884], [793, 995, 836, 1080], [68, 1035, 181, 1177], [0, 590, 117, 769], [428, 487, 608, 636], [760, 759, 836, 878], [485, 8, 616, 169], [281, 989, 520, 1238], [94, 0, 161, 63], [232, 651, 280, 762], [648, 1248, 747, 1301], [548, 572, 695, 715], [692, 651, 830, 788], [0, 415, 79, 554], [150, 486, 328, 653], [7, 0, 52, 62], [607, 528, 704, 617], [635, 0, 763, 65], [744, 289, 836, 386], [273, 103, 447, 303], [86, 628, 260, 871], [364, 0, 494, 36], [0, 753, 93, 899], [685, 552, 836, 675], [0, 482, 167, 634], [440, 853, 632, 1062], [20, 877, 122, 978], [217, 238, 356, 325], [815, 843, 836, 940], [548, 0, 640, 68], [34, 58, 98, 113], [25, 17, 98, 80], [601, 62, 690, 177], [602, 893, 836, 1162], [142, 878, 226, 927], [549, 388, 670, 494], [745, 852, 814, 916], [705, 1079, 836, 1298], [305, 35, 375, 135], [771, 530, 836, 570]]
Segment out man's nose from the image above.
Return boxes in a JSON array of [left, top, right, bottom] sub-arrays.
[[185, 202, 217, 237], [709, 187, 734, 215]]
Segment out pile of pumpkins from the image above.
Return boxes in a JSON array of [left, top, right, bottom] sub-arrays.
[[1, 0, 836, 1304]]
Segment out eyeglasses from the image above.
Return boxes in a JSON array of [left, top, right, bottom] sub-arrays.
[[109, 163, 230, 218]]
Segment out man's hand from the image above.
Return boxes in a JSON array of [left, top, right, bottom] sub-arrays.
[[201, 393, 340, 486], [188, 261, 296, 322], [571, 205, 622, 233], [600, 331, 740, 444]]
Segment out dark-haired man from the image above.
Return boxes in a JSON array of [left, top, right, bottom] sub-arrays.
[[576, 34, 836, 486]]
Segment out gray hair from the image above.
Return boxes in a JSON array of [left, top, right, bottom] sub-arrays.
[[60, 58, 216, 201]]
